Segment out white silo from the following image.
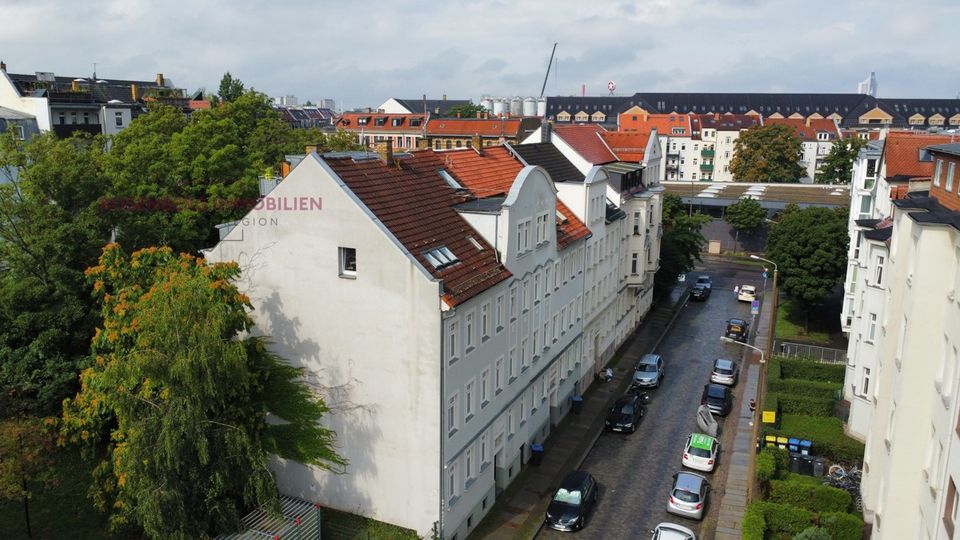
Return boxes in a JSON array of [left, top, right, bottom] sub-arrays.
[[536, 98, 547, 117], [480, 97, 494, 113], [509, 97, 523, 117], [522, 97, 536, 117], [492, 99, 506, 116]]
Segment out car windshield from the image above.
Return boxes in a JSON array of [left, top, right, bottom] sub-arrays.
[[688, 446, 712, 458], [673, 488, 700, 503], [638, 364, 658, 372], [715, 367, 733, 375], [617, 404, 635, 415], [707, 386, 727, 398], [697, 278, 709, 284], [553, 488, 582, 505]]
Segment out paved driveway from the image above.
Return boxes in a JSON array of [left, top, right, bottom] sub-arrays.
[[539, 260, 760, 539]]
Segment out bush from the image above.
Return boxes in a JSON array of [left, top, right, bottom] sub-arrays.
[[820, 511, 864, 540], [780, 472, 823, 486], [742, 503, 766, 540], [773, 393, 836, 417], [769, 357, 783, 379], [757, 501, 816, 536], [769, 479, 852, 513], [793, 527, 831, 540], [769, 415, 865, 463], [777, 357, 845, 383], [756, 449, 777, 486], [768, 378, 841, 399]]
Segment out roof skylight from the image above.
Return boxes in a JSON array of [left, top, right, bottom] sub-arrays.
[[424, 246, 460, 270]]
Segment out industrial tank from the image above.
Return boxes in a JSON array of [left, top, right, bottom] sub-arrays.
[[522, 97, 536, 116]]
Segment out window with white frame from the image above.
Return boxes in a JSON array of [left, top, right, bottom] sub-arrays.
[[447, 393, 458, 435], [507, 409, 514, 436], [480, 430, 489, 466], [532, 330, 539, 356], [520, 338, 528, 369], [495, 357, 504, 393], [509, 285, 517, 319], [495, 295, 504, 330], [534, 272, 541, 302], [465, 312, 475, 351], [465, 380, 475, 420], [631, 252, 639, 274], [523, 278, 531, 311], [480, 303, 490, 339], [464, 447, 474, 488], [862, 367, 871, 396], [509, 347, 517, 379], [934, 159, 944, 186], [867, 313, 878, 342], [13, 124, 25, 140], [480, 368, 490, 406], [448, 321, 458, 363], [947, 162, 956, 192], [875, 255, 885, 285], [338, 247, 357, 277]]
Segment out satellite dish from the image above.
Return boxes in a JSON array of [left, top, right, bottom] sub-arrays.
[[607, 81, 616, 95]]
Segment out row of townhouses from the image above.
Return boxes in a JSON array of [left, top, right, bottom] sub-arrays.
[[840, 131, 960, 539], [203, 128, 664, 539]]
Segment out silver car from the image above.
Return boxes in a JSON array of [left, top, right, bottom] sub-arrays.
[[633, 353, 664, 388], [710, 358, 739, 386], [667, 471, 709, 520], [650, 522, 697, 540]]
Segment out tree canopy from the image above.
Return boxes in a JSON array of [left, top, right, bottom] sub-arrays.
[[0, 416, 59, 537], [217, 72, 245, 103], [655, 193, 710, 297], [815, 137, 867, 185], [724, 196, 767, 247], [730, 124, 805, 183], [61, 245, 346, 539], [443, 103, 488, 118], [765, 206, 848, 314]]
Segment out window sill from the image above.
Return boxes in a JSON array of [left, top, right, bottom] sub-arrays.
[[534, 299, 540, 306], [448, 495, 460, 509], [338, 273, 357, 280], [449, 428, 458, 438], [519, 420, 527, 428], [465, 346, 475, 355], [521, 366, 529, 374], [496, 325, 504, 333], [942, 393, 953, 409], [481, 335, 490, 343], [510, 316, 517, 323], [465, 413, 474, 424], [481, 399, 490, 409], [465, 478, 476, 491], [495, 388, 503, 396], [449, 357, 460, 367], [480, 462, 490, 474], [509, 376, 517, 385], [532, 355, 540, 363]]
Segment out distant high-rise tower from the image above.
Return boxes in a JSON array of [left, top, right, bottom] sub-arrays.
[[857, 72, 878, 97]]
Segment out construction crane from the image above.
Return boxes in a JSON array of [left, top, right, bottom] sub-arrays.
[[539, 42, 558, 98]]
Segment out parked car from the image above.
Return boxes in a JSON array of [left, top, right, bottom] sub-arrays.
[[682, 433, 720, 472], [633, 353, 664, 388], [650, 522, 697, 540], [690, 284, 711, 301], [667, 472, 710, 520], [695, 275, 712, 289], [545, 470, 599, 532], [605, 393, 646, 433], [710, 358, 739, 386], [701, 383, 733, 416], [725, 318, 749, 342], [737, 285, 757, 303]]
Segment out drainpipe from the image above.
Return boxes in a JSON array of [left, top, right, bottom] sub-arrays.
[[439, 291, 446, 540]]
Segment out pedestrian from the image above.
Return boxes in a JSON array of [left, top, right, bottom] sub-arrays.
[[605, 367, 614, 382], [734, 285, 740, 295]]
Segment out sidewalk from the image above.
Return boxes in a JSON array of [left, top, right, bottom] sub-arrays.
[[471, 286, 687, 540], [714, 290, 775, 540]]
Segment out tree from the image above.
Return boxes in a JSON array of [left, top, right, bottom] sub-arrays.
[[793, 527, 831, 540], [815, 137, 867, 185], [730, 124, 805, 182], [0, 131, 112, 417], [443, 103, 488, 118], [61, 245, 346, 539], [0, 417, 59, 538], [765, 206, 848, 330], [217, 72, 245, 103], [655, 193, 710, 297], [723, 197, 766, 248]]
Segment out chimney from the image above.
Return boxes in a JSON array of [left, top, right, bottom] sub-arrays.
[[71, 80, 80, 92], [456, 112, 461, 118], [542, 121, 553, 143], [304, 144, 319, 154], [417, 138, 431, 150], [0, 60, 6, 73], [476, 112, 482, 119], [806, 117, 812, 127], [156, 73, 164, 86], [131, 83, 139, 102], [472, 134, 483, 155], [376, 140, 394, 166]]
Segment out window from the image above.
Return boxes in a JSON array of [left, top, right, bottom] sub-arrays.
[[338, 247, 357, 277], [631, 252, 639, 274], [495, 295, 504, 330], [464, 447, 474, 488], [447, 393, 458, 435], [522, 278, 531, 311], [465, 380, 475, 420], [465, 312, 474, 351], [495, 357, 504, 393], [534, 273, 541, 302], [480, 369, 490, 405], [448, 321, 458, 362], [520, 338, 528, 369], [945, 478, 958, 537], [114, 111, 123, 127], [859, 194, 873, 216], [13, 124, 24, 140], [875, 256, 885, 286], [544, 266, 551, 296], [862, 367, 871, 396], [448, 464, 457, 503], [633, 212, 641, 235], [867, 313, 878, 342], [866, 158, 878, 178], [480, 304, 490, 338], [509, 286, 517, 319], [509, 347, 517, 379], [947, 162, 956, 193], [507, 409, 514, 436], [480, 431, 489, 465], [424, 246, 459, 270]]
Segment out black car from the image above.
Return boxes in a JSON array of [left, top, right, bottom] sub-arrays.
[[605, 393, 646, 433], [701, 383, 733, 416], [545, 470, 599, 532], [690, 284, 711, 301], [725, 318, 749, 342]]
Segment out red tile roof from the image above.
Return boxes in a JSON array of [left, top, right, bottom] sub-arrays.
[[335, 113, 425, 133], [617, 111, 690, 137], [882, 132, 957, 179], [553, 124, 617, 164], [763, 118, 840, 141], [442, 147, 591, 250], [600, 131, 651, 162], [323, 151, 510, 307], [426, 117, 526, 137]]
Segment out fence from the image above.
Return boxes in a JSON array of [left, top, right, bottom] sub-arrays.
[[776, 341, 847, 364], [216, 496, 321, 539]]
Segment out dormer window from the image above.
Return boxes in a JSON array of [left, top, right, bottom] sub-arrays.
[[392, 118, 404, 127], [375, 117, 387, 126], [357, 117, 369, 125], [424, 246, 460, 270]]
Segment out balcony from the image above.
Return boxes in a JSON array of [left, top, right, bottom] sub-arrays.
[[701, 149, 715, 158], [666, 151, 680, 157], [53, 124, 103, 138], [665, 162, 679, 171], [700, 163, 714, 172]]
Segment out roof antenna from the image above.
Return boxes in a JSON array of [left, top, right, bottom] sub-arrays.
[[92, 62, 97, 80]]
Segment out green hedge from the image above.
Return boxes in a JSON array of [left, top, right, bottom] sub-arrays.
[[777, 357, 845, 383], [794, 528, 831, 540], [819, 511, 864, 540], [768, 414, 865, 463], [780, 472, 823, 486], [755, 501, 816, 536], [769, 479, 852, 513], [756, 449, 777, 485], [769, 357, 783, 379], [771, 392, 836, 417], [742, 503, 766, 540], [768, 378, 841, 399]]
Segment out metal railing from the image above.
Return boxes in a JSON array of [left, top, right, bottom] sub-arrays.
[[776, 341, 847, 364]]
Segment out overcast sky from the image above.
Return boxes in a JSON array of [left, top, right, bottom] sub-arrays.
[[2, 0, 959, 109]]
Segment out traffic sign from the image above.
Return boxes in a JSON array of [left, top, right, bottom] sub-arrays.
[[762, 271, 769, 279], [751, 299, 760, 315]]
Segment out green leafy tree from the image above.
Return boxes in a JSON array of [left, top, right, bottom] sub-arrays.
[[765, 206, 849, 330], [730, 124, 805, 182], [443, 103, 488, 118], [217, 72, 245, 103], [815, 137, 867, 185], [0, 131, 112, 417], [292, 128, 366, 153], [61, 245, 346, 539], [0, 417, 59, 538], [724, 196, 767, 248], [655, 193, 710, 297]]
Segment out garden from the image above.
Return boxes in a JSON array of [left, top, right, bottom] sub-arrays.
[[743, 356, 866, 539]]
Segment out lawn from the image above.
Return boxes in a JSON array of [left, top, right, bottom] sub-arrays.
[[775, 298, 838, 346], [0, 448, 135, 540]]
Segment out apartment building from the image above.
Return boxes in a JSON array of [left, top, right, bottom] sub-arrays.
[[204, 141, 607, 539], [842, 141, 960, 539], [334, 112, 426, 151], [424, 116, 541, 151]]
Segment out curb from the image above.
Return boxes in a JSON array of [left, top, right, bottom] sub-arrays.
[[530, 291, 689, 539]]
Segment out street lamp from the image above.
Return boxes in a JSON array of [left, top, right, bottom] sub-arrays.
[[720, 336, 765, 364], [748, 254, 779, 362]]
